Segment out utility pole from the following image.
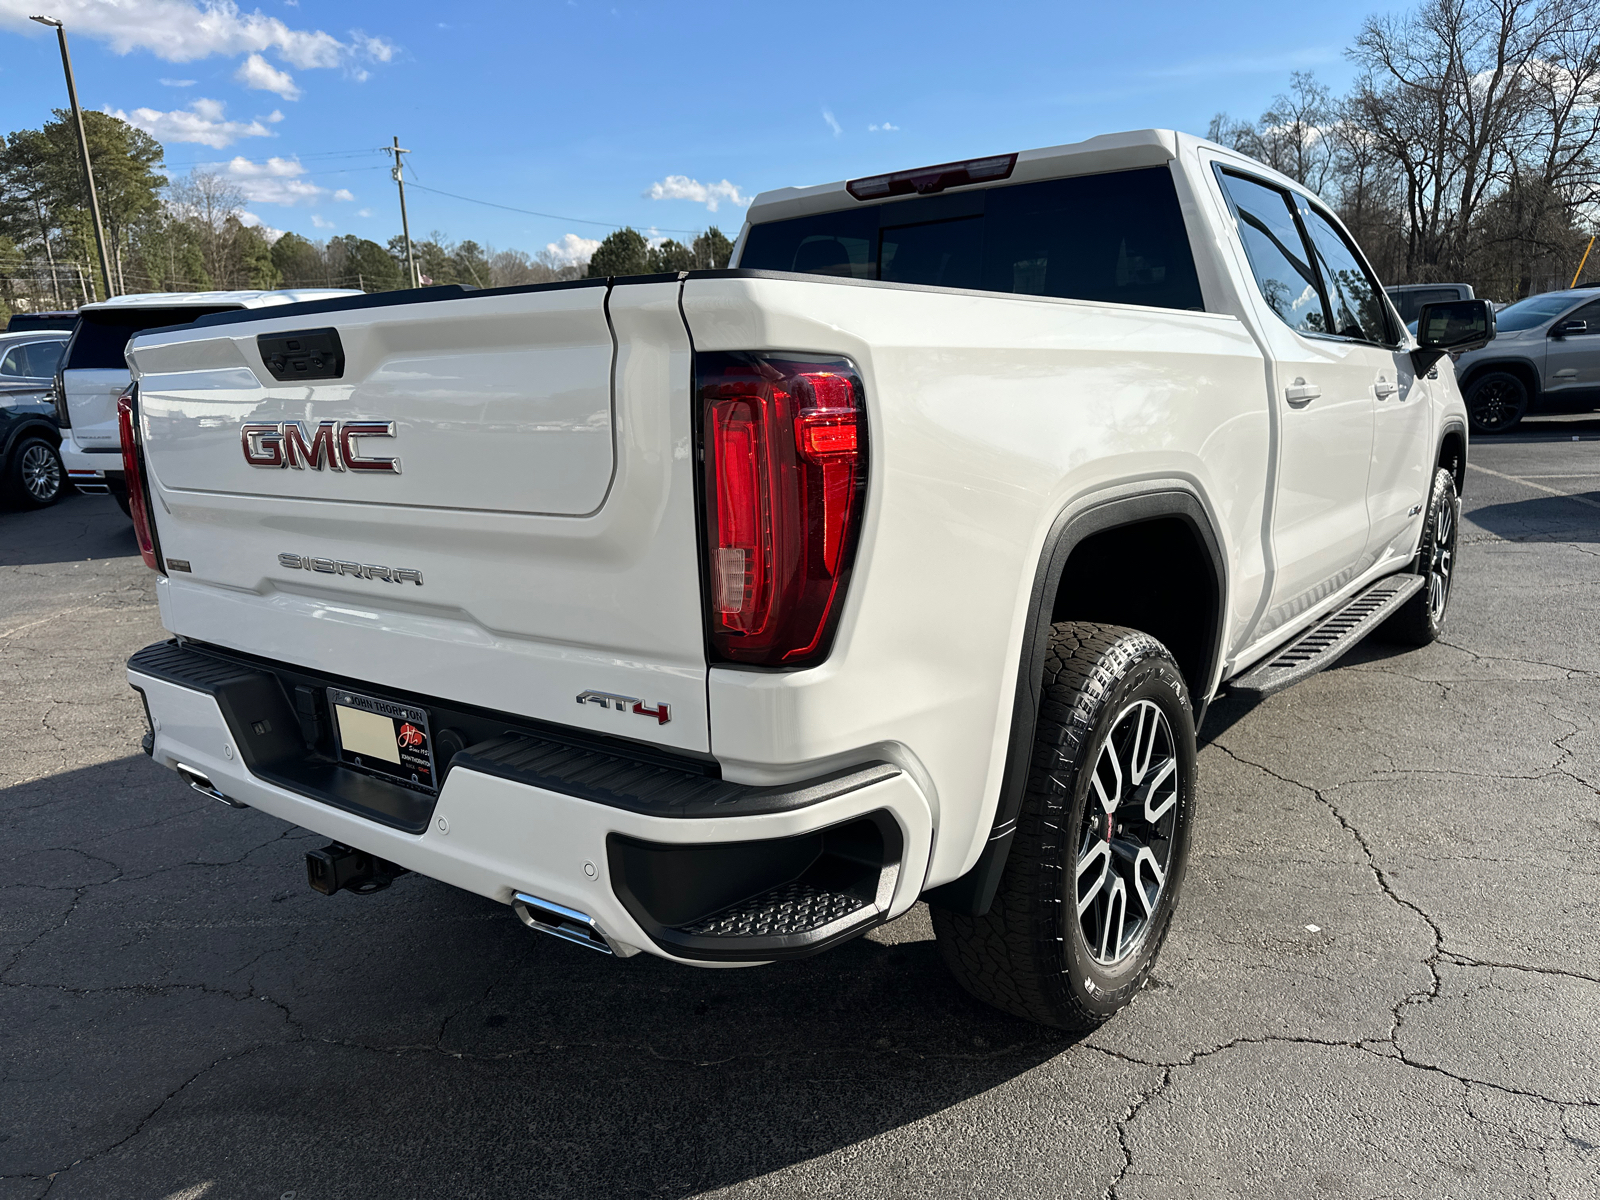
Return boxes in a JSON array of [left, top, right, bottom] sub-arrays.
[[386, 136, 419, 288], [31, 16, 114, 299]]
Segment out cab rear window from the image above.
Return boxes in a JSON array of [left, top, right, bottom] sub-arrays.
[[64, 306, 238, 371], [738, 166, 1204, 311]]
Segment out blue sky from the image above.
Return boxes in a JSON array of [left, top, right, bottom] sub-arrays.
[[0, 0, 1407, 263]]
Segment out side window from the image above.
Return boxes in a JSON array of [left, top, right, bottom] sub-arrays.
[[1300, 207, 1393, 345], [30, 341, 66, 376], [0, 346, 25, 377], [1217, 171, 1326, 335], [1563, 299, 1600, 334]]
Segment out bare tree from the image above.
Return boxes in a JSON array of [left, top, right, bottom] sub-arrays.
[[168, 170, 247, 287]]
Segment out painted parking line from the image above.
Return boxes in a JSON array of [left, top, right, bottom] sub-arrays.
[[1470, 463, 1600, 511]]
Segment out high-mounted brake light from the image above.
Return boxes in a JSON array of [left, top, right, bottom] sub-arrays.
[[697, 353, 868, 667], [117, 385, 163, 573], [846, 152, 1017, 200]]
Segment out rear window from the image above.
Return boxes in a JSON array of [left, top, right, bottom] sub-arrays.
[[739, 166, 1204, 311], [64, 306, 239, 371]]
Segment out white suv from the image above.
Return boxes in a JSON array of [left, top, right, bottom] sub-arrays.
[[56, 290, 359, 504]]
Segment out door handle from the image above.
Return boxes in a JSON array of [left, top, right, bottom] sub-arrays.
[[1374, 379, 1399, 399], [1285, 378, 1321, 404]]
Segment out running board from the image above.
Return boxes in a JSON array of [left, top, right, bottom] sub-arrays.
[[1230, 573, 1425, 699]]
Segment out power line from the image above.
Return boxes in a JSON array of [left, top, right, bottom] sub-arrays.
[[401, 180, 706, 236]]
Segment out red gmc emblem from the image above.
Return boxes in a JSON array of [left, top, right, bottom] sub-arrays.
[[241, 421, 400, 474]]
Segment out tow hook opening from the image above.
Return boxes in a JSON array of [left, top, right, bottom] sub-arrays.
[[305, 843, 410, 896], [175, 762, 248, 809], [511, 892, 615, 955]]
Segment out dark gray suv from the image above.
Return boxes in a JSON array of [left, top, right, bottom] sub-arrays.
[[1454, 287, 1600, 433]]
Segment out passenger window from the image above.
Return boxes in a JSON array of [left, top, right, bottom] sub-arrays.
[[1217, 171, 1326, 335], [1301, 207, 1393, 345], [0, 347, 24, 377], [1564, 299, 1600, 334], [30, 341, 65, 375]]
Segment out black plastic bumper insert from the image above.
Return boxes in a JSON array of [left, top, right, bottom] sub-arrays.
[[609, 811, 903, 962]]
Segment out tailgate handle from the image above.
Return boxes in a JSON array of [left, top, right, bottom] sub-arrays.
[[257, 328, 345, 382]]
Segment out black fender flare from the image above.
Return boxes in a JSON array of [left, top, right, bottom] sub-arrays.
[[925, 485, 1227, 916], [1437, 419, 1468, 496], [1458, 357, 1541, 399]]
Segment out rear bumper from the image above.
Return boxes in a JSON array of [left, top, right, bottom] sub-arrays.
[[59, 430, 121, 493], [128, 642, 932, 965]]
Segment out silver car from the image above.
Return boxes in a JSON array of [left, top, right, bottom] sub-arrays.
[[1454, 287, 1600, 433]]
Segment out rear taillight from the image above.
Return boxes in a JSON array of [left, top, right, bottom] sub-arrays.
[[52, 372, 70, 427], [117, 385, 162, 572], [697, 352, 867, 666]]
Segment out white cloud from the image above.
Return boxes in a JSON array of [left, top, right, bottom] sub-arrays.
[[545, 233, 600, 267], [310, 214, 334, 229], [235, 209, 284, 242], [235, 52, 299, 99], [215, 155, 355, 207], [356, 207, 373, 217], [3, 0, 395, 73], [350, 32, 395, 62], [106, 98, 276, 148], [644, 175, 750, 213], [823, 109, 842, 137], [159, 77, 196, 86], [868, 122, 899, 132]]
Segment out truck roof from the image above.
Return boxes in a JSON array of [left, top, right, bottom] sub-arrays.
[[742, 128, 1304, 227], [81, 288, 362, 312]]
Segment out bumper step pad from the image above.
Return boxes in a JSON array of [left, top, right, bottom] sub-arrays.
[[678, 880, 870, 939], [1230, 573, 1424, 700]]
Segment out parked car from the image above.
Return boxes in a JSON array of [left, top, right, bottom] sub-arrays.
[[1453, 286, 1600, 433], [0, 330, 70, 507], [55, 289, 361, 509], [6, 310, 78, 333], [1385, 283, 1475, 328], [121, 129, 1489, 1030]]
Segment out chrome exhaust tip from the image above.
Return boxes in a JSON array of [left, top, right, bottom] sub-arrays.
[[175, 762, 248, 809], [511, 892, 615, 955]]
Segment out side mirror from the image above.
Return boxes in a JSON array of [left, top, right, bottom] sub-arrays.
[[1412, 298, 1495, 373], [1550, 319, 1587, 339]]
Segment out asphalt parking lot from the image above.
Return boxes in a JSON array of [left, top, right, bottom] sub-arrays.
[[3, 422, 1599, 1200]]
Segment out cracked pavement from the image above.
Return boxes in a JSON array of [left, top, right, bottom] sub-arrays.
[[3, 421, 1599, 1199]]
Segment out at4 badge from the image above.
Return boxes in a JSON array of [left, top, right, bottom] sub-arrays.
[[328, 688, 439, 793]]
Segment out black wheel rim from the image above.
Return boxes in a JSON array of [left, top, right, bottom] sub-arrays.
[[1428, 492, 1457, 622], [1469, 379, 1523, 433], [1075, 699, 1180, 966], [21, 444, 60, 502]]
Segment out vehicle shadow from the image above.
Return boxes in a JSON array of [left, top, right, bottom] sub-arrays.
[[0, 489, 136, 566], [1463, 489, 1600, 543], [4, 756, 1083, 1198]]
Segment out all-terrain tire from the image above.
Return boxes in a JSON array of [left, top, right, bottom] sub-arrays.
[[932, 622, 1197, 1029], [1382, 467, 1460, 646]]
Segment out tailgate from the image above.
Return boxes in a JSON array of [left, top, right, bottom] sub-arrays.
[[63, 368, 129, 449], [127, 280, 710, 751]]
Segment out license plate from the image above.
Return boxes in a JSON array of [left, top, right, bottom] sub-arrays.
[[327, 688, 438, 793]]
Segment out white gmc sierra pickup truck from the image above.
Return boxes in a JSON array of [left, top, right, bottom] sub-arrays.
[[122, 129, 1494, 1029]]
